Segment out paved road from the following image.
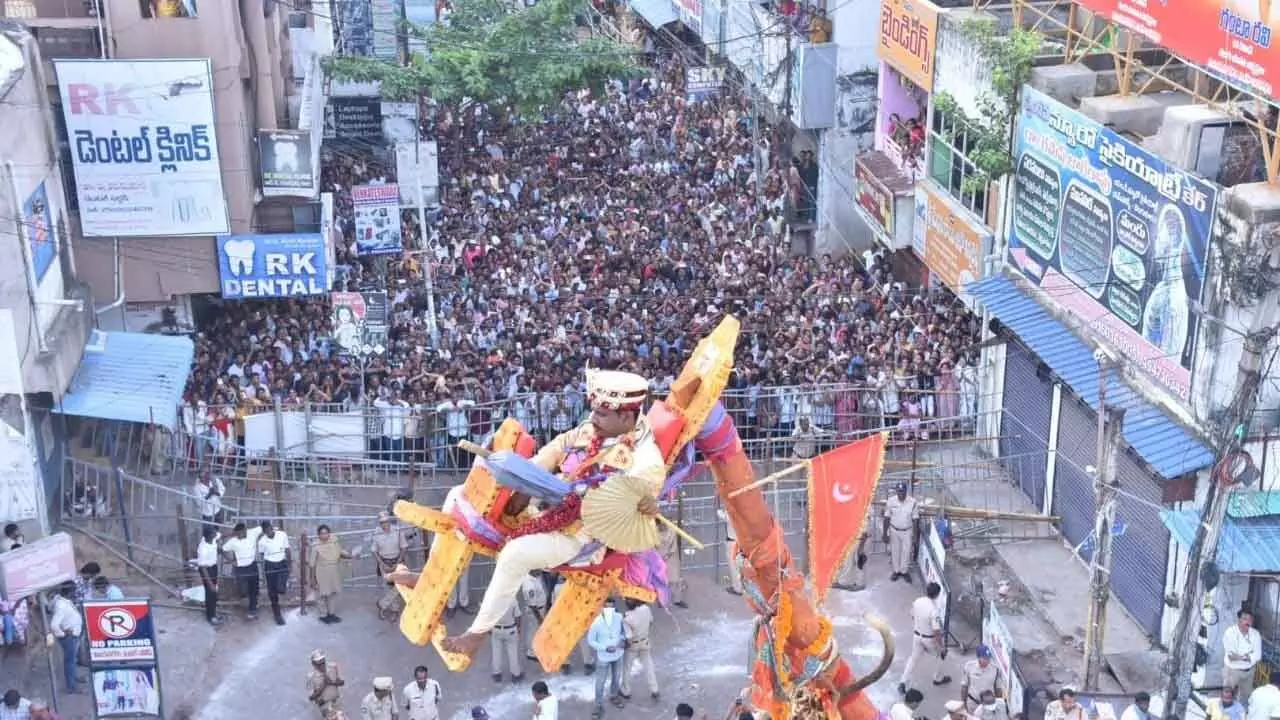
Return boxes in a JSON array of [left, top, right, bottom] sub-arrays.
[[185, 554, 975, 720]]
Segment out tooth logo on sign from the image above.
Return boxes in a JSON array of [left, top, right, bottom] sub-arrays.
[[223, 236, 256, 276]]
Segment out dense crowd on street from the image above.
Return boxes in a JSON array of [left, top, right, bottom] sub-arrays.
[[176, 52, 984, 466]]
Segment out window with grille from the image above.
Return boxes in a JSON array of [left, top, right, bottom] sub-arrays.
[[927, 107, 988, 220]]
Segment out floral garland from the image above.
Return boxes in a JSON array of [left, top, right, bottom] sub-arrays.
[[508, 430, 635, 539], [802, 617, 833, 657], [773, 591, 794, 692]]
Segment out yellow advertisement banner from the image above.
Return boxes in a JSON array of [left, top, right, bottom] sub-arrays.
[[913, 183, 985, 293], [877, 0, 939, 91]]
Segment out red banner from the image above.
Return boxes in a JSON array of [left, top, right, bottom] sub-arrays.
[[1076, 0, 1280, 101], [807, 433, 887, 606]]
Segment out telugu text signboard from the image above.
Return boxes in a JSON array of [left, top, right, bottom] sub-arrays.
[[1074, 0, 1280, 102], [1010, 87, 1218, 401], [0, 532, 76, 601], [352, 184, 404, 256], [216, 233, 329, 299], [912, 182, 986, 295], [854, 157, 895, 239], [55, 59, 229, 237], [877, 0, 939, 91]]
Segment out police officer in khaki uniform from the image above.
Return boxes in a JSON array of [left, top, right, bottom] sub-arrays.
[[899, 582, 951, 694], [371, 512, 408, 580], [658, 519, 688, 608], [490, 602, 523, 683], [306, 649, 345, 719], [361, 676, 398, 720], [882, 483, 920, 582], [520, 571, 548, 660], [621, 599, 659, 699], [959, 645, 1004, 712]]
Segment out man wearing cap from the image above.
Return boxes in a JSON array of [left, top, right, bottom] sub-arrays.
[[371, 512, 408, 582], [361, 677, 398, 720], [306, 650, 345, 719], [960, 645, 1005, 712], [943, 699, 975, 719], [444, 370, 667, 658], [882, 483, 920, 582]]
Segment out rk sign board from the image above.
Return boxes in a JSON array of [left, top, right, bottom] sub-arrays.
[[216, 233, 329, 299], [54, 59, 229, 237], [83, 599, 158, 664]]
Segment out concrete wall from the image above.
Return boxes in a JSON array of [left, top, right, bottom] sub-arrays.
[[933, 9, 999, 120], [814, 0, 880, 257], [38, 0, 295, 304], [0, 29, 89, 398]]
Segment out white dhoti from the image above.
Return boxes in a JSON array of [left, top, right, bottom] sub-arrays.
[[469, 532, 585, 634]]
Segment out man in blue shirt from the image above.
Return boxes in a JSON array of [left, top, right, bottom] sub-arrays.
[[587, 597, 626, 718]]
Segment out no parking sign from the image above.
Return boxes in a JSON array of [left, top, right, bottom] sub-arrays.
[[82, 599, 164, 719]]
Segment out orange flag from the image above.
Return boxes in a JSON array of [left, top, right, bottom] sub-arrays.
[[807, 432, 887, 606]]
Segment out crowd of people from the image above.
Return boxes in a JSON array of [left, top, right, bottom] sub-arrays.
[[177, 52, 983, 469]]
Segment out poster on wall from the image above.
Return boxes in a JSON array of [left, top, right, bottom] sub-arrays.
[[83, 598, 164, 719], [912, 182, 986, 295], [1010, 87, 1219, 401], [395, 142, 440, 207], [54, 59, 229, 237], [982, 602, 1026, 717], [23, 182, 56, 284], [1073, 0, 1280, 102], [854, 158, 895, 239], [330, 291, 388, 356], [351, 184, 403, 256], [257, 130, 315, 197]]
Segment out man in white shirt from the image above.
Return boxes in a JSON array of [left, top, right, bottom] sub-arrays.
[[621, 600, 659, 700], [1223, 610, 1264, 703], [899, 582, 951, 694], [258, 521, 291, 625], [1247, 674, 1280, 720], [223, 522, 263, 620], [717, 509, 744, 595], [657, 521, 686, 609], [193, 472, 226, 531], [437, 396, 476, 468], [402, 665, 441, 720], [531, 681, 558, 720], [197, 526, 221, 625], [49, 583, 83, 693]]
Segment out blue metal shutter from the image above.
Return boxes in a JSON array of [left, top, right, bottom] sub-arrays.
[[999, 347, 1053, 509], [1109, 452, 1171, 638], [1053, 397, 1097, 560]]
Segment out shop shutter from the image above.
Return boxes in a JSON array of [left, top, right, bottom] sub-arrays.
[[1056, 398, 1170, 638], [999, 347, 1054, 509], [1053, 397, 1098, 559], [1109, 452, 1171, 638]]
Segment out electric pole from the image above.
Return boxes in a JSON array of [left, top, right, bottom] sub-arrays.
[[1083, 351, 1126, 690], [1162, 324, 1277, 718]]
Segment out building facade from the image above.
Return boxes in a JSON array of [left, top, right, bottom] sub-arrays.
[[0, 23, 91, 536]]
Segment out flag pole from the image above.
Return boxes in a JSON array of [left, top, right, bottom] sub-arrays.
[[727, 460, 810, 499]]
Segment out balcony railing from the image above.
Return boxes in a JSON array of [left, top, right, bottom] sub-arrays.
[[882, 134, 925, 184]]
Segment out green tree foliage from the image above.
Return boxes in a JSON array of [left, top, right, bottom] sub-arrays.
[[325, 0, 638, 112], [932, 19, 1042, 193]]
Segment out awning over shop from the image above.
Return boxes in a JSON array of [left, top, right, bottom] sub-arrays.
[[54, 331, 194, 430], [630, 0, 678, 27], [968, 274, 1214, 478], [1161, 509, 1280, 573]]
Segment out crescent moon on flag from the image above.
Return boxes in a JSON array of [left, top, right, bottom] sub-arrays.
[[832, 482, 856, 504]]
